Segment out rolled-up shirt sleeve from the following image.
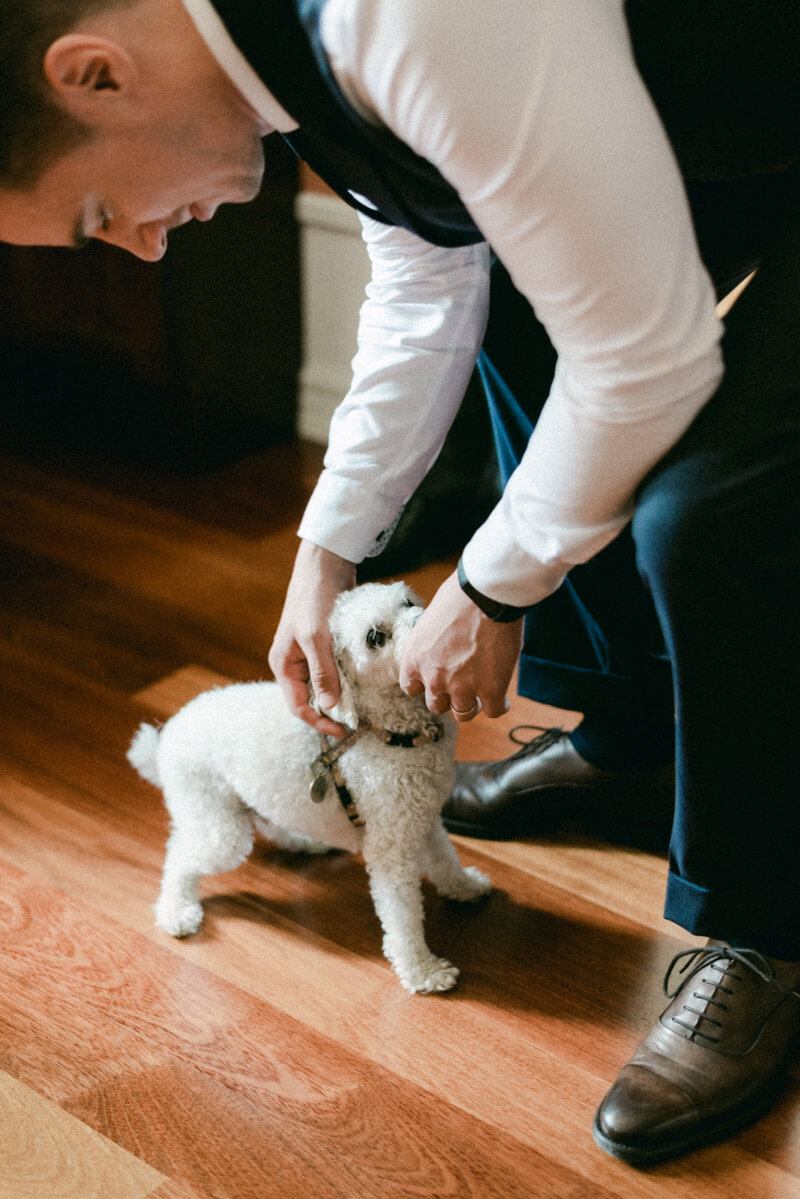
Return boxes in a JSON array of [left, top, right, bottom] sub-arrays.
[[311, 0, 724, 604], [298, 215, 490, 562]]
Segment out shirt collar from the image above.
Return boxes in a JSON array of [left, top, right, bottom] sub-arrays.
[[181, 0, 299, 132]]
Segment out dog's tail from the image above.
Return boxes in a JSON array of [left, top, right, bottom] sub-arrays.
[[127, 722, 162, 787]]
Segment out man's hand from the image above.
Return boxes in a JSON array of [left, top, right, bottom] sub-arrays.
[[268, 540, 356, 737], [398, 570, 523, 721]]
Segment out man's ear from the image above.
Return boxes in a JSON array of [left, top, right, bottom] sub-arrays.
[[42, 35, 138, 123]]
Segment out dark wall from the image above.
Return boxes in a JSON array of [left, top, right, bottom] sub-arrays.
[[0, 137, 300, 470]]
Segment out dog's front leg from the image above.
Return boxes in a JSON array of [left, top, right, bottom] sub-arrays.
[[363, 839, 459, 994]]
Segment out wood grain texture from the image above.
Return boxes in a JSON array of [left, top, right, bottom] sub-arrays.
[[0, 440, 798, 1198], [0, 1069, 165, 1199]]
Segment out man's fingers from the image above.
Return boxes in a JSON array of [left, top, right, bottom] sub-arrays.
[[399, 672, 425, 697], [480, 694, 512, 719], [271, 641, 347, 737], [311, 711, 350, 738], [306, 642, 340, 712], [449, 696, 482, 722], [280, 676, 347, 738], [310, 674, 337, 713], [306, 645, 353, 735]]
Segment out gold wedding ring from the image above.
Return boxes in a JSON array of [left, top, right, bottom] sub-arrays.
[[450, 700, 480, 720]]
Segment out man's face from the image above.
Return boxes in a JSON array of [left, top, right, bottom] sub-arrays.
[[0, 99, 270, 261]]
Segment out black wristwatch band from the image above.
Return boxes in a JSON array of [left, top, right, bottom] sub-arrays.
[[457, 558, 528, 623]]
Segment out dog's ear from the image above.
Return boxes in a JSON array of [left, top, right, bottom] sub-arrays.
[[309, 657, 360, 730]]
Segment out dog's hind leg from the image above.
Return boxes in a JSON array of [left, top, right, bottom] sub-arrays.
[[423, 820, 492, 902], [154, 845, 205, 937], [363, 838, 459, 994], [155, 789, 254, 937]]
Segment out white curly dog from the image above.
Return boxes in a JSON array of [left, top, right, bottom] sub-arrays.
[[128, 581, 491, 993]]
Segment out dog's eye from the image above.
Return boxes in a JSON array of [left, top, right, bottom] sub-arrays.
[[366, 627, 388, 650], [401, 598, 414, 608]]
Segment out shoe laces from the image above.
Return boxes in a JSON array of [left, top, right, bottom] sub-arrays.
[[663, 944, 778, 1045], [507, 725, 564, 759]]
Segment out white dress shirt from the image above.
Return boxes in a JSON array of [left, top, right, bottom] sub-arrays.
[[192, 0, 725, 608]]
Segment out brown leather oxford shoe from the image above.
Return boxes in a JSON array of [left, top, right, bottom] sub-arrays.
[[593, 943, 800, 1165], [441, 726, 674, 840]]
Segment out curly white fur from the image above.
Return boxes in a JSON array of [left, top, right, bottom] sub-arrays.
[[128, 581, 490, 993]]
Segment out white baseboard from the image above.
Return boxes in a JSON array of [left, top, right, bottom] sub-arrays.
[[294, 190, 370, 444]]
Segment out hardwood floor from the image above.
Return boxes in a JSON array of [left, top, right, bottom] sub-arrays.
[[0, 439, 798, 1198]]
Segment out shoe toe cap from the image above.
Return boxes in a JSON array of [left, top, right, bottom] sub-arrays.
[[596, 1063, 697, 1145]]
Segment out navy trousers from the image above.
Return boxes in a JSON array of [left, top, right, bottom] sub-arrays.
[[479, 168, 800, 957]]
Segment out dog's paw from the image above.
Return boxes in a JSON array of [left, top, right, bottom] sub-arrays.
[[448, 865, 492, 902], [399, 955, 460, 994], [154, 898, 204, 938]]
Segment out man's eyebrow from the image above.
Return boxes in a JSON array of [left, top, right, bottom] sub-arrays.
[[70, 213, 90, 250]]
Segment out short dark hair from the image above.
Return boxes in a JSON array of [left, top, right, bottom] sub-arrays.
[[0, 0, 137, 189]]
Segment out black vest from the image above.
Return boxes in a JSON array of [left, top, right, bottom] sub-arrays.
[[211, 0, 800, 250]]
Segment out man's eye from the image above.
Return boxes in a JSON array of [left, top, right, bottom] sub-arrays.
[[366, 628, 388, 650]]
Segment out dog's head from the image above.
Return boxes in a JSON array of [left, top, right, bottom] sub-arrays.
[[322, 581, 424, 728]]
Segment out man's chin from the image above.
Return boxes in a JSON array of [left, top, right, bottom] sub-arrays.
[[232, 156, 265, 204], [242, 175, 263, 202]]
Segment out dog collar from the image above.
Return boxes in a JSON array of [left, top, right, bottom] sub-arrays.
[[309, 719, 445, 826]]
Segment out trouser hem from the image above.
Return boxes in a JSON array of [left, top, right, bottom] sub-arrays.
[[665, 871, 800, 960]]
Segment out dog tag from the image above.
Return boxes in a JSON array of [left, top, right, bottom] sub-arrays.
[[309, 767, 330, 803]]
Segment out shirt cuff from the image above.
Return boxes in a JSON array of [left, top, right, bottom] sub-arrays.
[[461, 521, 567, 609], [461, 497, 624, 609], [297, 470, 404, 563]]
